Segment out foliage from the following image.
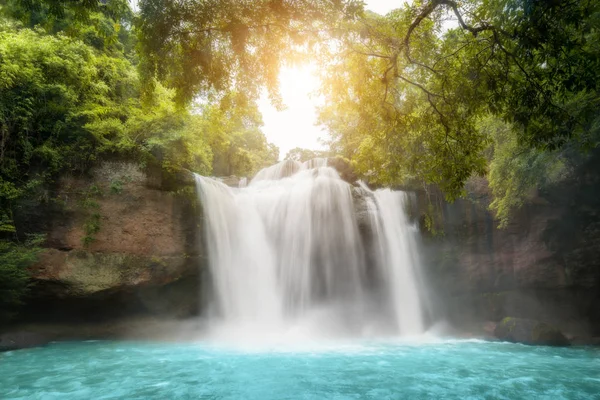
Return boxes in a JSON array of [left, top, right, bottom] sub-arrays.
[[78, 184, 102, 246], [285, 147, 329, 163], [82, 212, 101, 246], [0, 24, 140, 197], [0, 233, 43, 322], [195, 93, 279, 176], [0, 0, 597, 249], [318, 0, 600, 205], [1, 0, 135, 56], [132, 0, 600, 223], [484, 117, 568, 227], [136, 0, 363, 104], [0, 0, 282, 319], [0, 3, 278, 210], [110, 178, 124, 194], [318, 4, 490, 199]]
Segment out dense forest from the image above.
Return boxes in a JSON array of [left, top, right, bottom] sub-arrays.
[[1, 0, 599, 321], [0, 0, 282, 320]]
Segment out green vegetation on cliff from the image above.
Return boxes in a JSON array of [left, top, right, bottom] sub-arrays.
[[0, 0, 279, 320], [1, 0, 599, 320], [318, 1, 600, 210], [0, 231, 42, 321]]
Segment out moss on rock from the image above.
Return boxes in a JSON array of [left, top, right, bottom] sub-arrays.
[[30, 249, 197, 297]]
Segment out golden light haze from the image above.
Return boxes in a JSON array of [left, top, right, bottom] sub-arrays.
[[258, 0, 397, 160]]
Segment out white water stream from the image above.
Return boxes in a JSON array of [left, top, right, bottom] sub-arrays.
[[195, 160, 426, 340]]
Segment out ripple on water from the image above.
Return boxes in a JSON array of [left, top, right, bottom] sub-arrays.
[[0, 340, 599, 400]]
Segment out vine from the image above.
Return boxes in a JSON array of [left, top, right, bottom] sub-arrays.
[[79, 184, 103, 247]]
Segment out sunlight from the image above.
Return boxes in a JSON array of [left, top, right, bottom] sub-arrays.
[[278, 65, 321, 108], [364, 0, 402, 15], [259, 0, 399, 160], [258, 65, 327, 160]]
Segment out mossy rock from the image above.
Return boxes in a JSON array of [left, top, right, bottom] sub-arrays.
[[494, 317, 569, 346], [30, 249, 197, 297]]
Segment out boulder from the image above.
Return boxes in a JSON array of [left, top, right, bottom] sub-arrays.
[[494, 317, 569, 346]]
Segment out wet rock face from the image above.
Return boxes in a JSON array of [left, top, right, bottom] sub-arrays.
[[0, 331, 50, 352], [352, 185, 375, 236], [20, 162, 204, 322], [43, 162, 198, 257], [420, 151, 600, 339], [327, 157, 358, 183], [494, 317, 569, 346], [31, 251, 195, 297]]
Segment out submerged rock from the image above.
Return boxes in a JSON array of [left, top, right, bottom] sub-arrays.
[[494, 317, 569, 346]]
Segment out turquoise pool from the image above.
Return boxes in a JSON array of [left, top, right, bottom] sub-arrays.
[[1, 340, 599, 399]]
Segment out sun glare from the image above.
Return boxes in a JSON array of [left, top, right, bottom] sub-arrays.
[[277, 66, 321, 106], [258, 64, 327, 160], [258, 0, 401, 160]]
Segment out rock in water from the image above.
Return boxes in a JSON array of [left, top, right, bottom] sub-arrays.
[[494, 317, 569, 346]]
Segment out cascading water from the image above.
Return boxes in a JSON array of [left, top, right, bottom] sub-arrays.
[[195, 159, 428, 341], [366, 189, 425, 335]]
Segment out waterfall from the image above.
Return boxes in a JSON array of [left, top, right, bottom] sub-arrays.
[[195, 160, 427, 340], [368, 190, 425, 335]]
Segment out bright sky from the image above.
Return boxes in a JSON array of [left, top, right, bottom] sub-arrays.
[[257, 66, 325, 160], [365, 0, 402, 15], [258, 0, 399, 160]]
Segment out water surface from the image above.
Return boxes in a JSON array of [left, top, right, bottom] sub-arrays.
[[1, 340, 599, 399]]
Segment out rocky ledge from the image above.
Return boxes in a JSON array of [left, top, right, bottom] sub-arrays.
[[494, 317, 570, 346]]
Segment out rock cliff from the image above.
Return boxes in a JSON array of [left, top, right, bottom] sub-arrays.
[[6, 157, 599, 345], [420, 152, 600, 341], [18, 162, 204, 324]]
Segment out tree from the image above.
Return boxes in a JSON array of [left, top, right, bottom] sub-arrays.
[[199, 92, 280, 176], [0, 0, 287, 319], [318, 0, 600, 204], [1, 0, 134, 54], [136, 0, 363, 104], [482, 116, 568, 227], [5, 0, 599, 224], [318, 4, 489, 197], [285, 147, 329, 163]]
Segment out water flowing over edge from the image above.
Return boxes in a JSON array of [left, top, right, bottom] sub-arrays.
[[194, 159, 431, 345]]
